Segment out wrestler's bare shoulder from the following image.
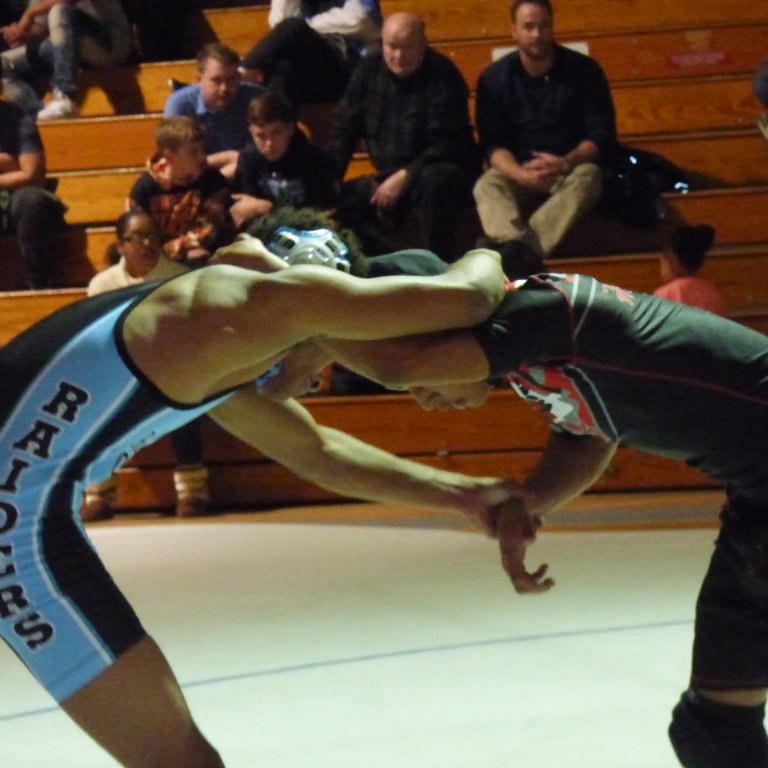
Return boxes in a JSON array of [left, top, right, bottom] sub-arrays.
[[121, 265, 307, 403]]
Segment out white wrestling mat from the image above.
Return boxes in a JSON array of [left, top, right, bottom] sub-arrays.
[[0, 520, 715, 767]]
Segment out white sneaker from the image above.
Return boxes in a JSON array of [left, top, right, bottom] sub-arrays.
[[758, 114, 768, 143], [37, 90, 78, 120]]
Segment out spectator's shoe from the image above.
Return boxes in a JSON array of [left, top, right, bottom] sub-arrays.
[[80, 499, 115, 523], [167, 77, 186, 92], [38, 90, 78, 120], [476, 236, 545, 280], [173, 465, 210, 517], [175, 496, 210, 518], [758, 115, 768, 144]]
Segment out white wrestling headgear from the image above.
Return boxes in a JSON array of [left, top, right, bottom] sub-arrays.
[[265, 226, 351, 273]]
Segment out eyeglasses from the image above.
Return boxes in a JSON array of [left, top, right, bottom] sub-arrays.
[[121, 232, 161, 245]]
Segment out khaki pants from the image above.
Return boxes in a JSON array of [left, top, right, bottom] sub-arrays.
[[473, 163, 602, 255]]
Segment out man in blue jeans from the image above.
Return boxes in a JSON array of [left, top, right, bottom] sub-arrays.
[[1, 0, 132, 119]]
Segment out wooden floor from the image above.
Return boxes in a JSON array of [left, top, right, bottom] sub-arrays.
[[89, 488, 724, 533]]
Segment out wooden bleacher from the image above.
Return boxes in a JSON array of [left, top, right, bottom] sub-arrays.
[[2, 0, 768, 510]]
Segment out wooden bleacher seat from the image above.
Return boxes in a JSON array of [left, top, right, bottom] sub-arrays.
[[42, 76, 763, 174], [99, 389, 720, 513], [73, 21, 768, 117], [4, 0, 768, 508], [5, 241, 766, 346], [198, 0, 768, 55]]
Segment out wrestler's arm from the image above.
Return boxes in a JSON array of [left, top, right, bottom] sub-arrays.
[[256, 248, 506, 342], [318, 329, 492, 387], [209, 386, 521, 529], [495, 431, 618, 594]]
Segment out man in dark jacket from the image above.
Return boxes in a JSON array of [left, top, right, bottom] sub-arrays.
[[230, 91, 338, 230], [473, 0, 616, 264], [326, 11, 479, 262]]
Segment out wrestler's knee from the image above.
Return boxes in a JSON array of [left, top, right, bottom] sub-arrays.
[[669, 689, 768, 768]]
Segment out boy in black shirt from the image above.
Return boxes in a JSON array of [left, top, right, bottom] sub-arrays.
[[230, 91, 338, 231]]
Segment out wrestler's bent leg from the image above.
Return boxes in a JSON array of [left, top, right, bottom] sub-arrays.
[[62, 635, 224, 768], [670, 519, 768, 767]]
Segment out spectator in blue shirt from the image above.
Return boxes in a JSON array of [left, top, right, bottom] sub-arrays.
[[164, 42, 265, 179]]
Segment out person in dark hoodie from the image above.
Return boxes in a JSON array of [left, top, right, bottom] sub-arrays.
[[230, 90, 338, 231]]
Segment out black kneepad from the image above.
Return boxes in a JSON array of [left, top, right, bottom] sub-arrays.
[[669, 690, 768, 768]]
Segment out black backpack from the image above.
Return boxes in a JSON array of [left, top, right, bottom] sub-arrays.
[[599, 143, 690, 229]]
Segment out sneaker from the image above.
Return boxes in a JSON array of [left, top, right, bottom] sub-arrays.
[[175, 496, 210, 518], [758, 115, 768, 143], [37, 90, 78, 120], [476, 236, 545, 279], [167, 77, 186, 92], [80, 498, 114, 523]]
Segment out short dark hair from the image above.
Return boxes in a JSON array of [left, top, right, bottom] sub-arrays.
[[247, 91, 297, 127], [666, 224, 715, 273], [196, 41, 240, 71], [510, 0, 553, 21]]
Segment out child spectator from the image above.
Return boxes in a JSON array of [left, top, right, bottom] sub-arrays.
[[230, 90, 338, 230], [654, 224, 725, 315], [128, 116, 233, 266], [81, 209, 213, 522]]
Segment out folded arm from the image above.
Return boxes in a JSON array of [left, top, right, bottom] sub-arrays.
[[270, 247, 505, 342]]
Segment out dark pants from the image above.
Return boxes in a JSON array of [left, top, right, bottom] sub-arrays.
[[335, 163, 474, 262], [242, 18, 352, 104], [755, 57, 768, 108], [122, 0, 190, 61], [692, 495, 768, 690], [3, 185, 66, 288]]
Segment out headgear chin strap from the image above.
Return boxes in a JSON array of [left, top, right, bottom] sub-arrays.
[[265, 226, 351, 273]]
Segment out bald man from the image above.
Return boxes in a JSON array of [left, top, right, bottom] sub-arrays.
[[327, 12, 479, 262]]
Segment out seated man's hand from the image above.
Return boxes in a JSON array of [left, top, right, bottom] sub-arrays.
[[494, 498, 555, 594], [370, 169, 408, 209], [230, 194, 273, 230]]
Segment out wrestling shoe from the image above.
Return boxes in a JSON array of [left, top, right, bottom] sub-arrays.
[[669, 689, 768, 768], [38, 90, 78, 120]]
